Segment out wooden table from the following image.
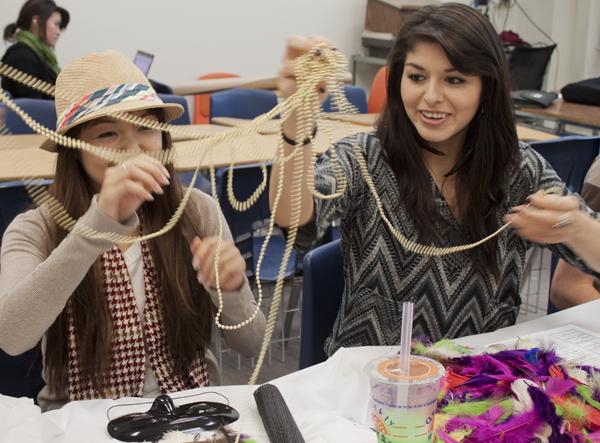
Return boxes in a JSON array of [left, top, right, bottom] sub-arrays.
[[0, 118, 558, 181], [212, 114, 558, 142], [170, 77, 277, 96], [518, 99, 600, 134]]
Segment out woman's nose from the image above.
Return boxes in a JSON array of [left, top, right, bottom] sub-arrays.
[[423, 81, 443, 105]]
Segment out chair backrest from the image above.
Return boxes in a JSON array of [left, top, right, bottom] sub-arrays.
[[210, 89, 278, 121], [299, 239, 344, 369], [149, 79, 173, 95], [157, 94, 191, 125], [322, 85, 368, 114], [0, 180, 49, 400], [0, 179, 51, 241], [547, 254, 560, 314], [530, 136, 600, 314], [215, 163, 272, 250], [193, 73, 240, 124], [530, 136, 600, 194], [509, 44, 556, 91], [368, 66, 388, 114], [3, 98, 57, 134], [0, 346, 44, 400]]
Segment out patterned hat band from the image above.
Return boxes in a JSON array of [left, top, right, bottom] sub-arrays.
[[57, 83, 160, 131]]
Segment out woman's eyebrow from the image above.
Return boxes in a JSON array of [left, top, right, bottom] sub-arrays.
[[405, 62, 459, 73]]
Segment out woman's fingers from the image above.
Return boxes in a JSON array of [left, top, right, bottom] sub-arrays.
[[191, 237, 245, 290], [526, 191, 579, 212], [284, 35, 315, 60], [122, 179, 154, 202], [505, 196, 582, 244]]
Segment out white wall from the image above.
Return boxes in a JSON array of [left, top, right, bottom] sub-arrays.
[[2, 0, 598, 95], [483, 0, 600, 91], [1, 0, 367, 85]]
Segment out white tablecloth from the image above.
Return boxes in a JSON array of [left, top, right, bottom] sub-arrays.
[[2, 299, 599, 442]]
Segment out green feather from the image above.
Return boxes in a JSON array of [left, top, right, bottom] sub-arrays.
[[441, 399, 512, 420], [577, 385, 600, 411], [555, 396, 587, 423]]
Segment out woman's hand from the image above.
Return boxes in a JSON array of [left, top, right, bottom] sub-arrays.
[[278, 35, 332, 100], [505, 191, 583, 244], [97, 154, 170, 222], [278, 35, 334, 140], [191, 236, 246, 292]]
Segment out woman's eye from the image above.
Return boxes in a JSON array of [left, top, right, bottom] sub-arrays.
[[407, 73, 425, 82], [446, 76, 465, 85], [97, 131, 117, 139]]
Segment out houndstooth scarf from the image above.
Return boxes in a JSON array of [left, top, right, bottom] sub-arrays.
[[66, 240, 209, 400]]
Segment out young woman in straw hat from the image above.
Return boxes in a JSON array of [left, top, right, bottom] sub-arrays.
[[272, 4, 600, 356], [0, 50, 265, 410]]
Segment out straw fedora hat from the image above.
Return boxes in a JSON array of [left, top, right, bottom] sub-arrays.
[[41, 50, 183, 152]]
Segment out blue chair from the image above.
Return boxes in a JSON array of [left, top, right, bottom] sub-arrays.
[[149, 79, 173, 95], [529, 136, 600, 313], [299, 239, 343, 369], [322, 85, 368, 114], [0, 180, 50, 400], [157, 94, 191, 125], [210, 89, 278, 121], [2, 98, 56, 134], [215, 164, 296, 282], [530, 136, 600, 194], [0, 179, 52, 241], [0, 346, 44, 400]]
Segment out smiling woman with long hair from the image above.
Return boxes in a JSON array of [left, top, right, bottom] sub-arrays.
[[271, 3, 600, 356], [0, 50, 265, 410]]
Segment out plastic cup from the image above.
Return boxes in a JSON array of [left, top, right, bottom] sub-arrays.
[[365, 355, 445, 443]]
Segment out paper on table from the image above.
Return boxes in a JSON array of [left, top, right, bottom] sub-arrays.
[[496, 324, 600, 366]]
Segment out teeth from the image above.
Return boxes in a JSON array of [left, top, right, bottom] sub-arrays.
[[422, 111, 445, 119]]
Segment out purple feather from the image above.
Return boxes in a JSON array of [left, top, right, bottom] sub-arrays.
[[444, 415, 489, 434], [545, 378, 576, 397], [435, 428, 461, 443], [584, 430, 600, 442], [466, 409, 543, 443], [528, 386, 571, 443]]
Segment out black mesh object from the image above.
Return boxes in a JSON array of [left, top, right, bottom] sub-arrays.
[[253, 384, 305, 443]]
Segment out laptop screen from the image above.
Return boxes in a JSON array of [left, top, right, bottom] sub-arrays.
[[133, 50, 154, 76]]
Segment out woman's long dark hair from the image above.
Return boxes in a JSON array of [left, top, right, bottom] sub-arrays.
[[44, 114, 213, 396], [376, 2, 519, 274]]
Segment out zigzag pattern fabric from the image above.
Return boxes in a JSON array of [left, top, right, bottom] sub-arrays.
[[67, 240, 208, 400], [296, 133, 600, 356]]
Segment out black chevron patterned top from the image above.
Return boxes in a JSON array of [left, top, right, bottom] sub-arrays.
[[296, 132, 600, 356]]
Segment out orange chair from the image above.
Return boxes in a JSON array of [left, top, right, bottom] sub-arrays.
[[368, 66, 388, 114], [193, 72, 239, 124]]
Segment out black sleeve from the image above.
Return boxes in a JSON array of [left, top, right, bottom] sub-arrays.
[[1, 46, 53, 99]]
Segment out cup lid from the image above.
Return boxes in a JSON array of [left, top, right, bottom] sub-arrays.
[[366, 355, 445, 384]]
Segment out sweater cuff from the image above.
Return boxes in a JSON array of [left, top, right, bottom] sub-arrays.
[[72, 195, 139, 249], [205, 279, 254, 316]]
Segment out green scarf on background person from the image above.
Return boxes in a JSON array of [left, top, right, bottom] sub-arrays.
[[15, 30, 60, 75]]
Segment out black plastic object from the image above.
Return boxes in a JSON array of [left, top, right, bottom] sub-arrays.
[[253, 384, 305, 443], [107, 394, 239, 442]]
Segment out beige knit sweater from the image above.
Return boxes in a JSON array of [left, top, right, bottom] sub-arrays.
[[0, 189, 266, 410]]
